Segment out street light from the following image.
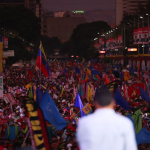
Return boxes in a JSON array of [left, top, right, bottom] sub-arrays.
[[116, 28, 118, 29], [146, 13, 149, 16], [140, 16, 143, 19], [98, 32, 99, 34]]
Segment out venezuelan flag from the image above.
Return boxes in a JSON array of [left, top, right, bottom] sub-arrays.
[[36, 42, 50, 77]]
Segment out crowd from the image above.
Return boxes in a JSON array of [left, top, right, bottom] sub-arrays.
[[0, 60, 150, 150]]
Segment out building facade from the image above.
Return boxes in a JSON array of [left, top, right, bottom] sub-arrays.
[[0, 0, 44, 34], [0, 0, 25, 7], [43, 11, 86, 43], [25, 0, 44, 34], [116, 0, 148, 26]]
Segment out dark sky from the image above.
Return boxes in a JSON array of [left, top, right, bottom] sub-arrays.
[[43, 0, 115, 12]]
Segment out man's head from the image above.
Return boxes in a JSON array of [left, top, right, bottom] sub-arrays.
[[94, 87, 114, 109]]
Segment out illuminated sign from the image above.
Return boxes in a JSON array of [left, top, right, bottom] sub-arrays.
[[72, 11, 84, 13], [115, 49, 118, 51], [128, 48, 137, 51], [99, 51, 105, 54]]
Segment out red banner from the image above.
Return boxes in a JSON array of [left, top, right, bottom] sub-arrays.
[[133, 29, 138, 44], [143, 27, 148, 44]]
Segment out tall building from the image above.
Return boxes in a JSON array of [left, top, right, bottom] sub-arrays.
[[0, 0, 44, 34], [25, 0, 44, 34], [43, 11, 86, 43], [116, 0, 123, 26], [24, 0, 43, 18], [116, 0, 148, 25], [0, 0, 25, 7], [123, 0, 147, 14]]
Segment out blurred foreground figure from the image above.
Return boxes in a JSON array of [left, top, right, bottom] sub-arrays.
[[77, 87, 137, 150]]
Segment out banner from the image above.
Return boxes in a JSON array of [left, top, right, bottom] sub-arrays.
[[99, 38, 104, 45], [106, 38, 111, 50], [4, 37, 8, 48], [142, 27, 148, 44], [133, 29, 138, 44], [0, 76, 3, 98], [118, 35, 122, 47], [82, 103, 92, 114], [5, 93, 16, 105], [109, 38, 115, 50], [24, 99, 50, 150], [138, 28, 143, 44]]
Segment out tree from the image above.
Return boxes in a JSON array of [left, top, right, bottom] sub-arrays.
[[7, 37, 33, 64], [69, 21, 111, 60], [0, 6, 42, 63], [41, 36, 62, 55], [60, 39, 75, 55], [0, 6, 41, 43]]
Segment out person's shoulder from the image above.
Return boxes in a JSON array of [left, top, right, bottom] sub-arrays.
[[78, 113, 95, 125], [115, 113, 133, 126]]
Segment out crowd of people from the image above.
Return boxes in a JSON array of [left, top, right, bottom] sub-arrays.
[[0, 60, 150, 150]]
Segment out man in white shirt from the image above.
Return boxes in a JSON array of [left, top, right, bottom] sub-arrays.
[[77, 87, 137, 150]]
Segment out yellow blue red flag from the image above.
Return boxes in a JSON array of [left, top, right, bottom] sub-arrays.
[[36, 42, 50, 77]]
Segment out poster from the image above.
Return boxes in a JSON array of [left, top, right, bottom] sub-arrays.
[[118, 35, 122, 47], [133, 29, 138, 44], [82, 103, 92, 115], [142, 27, 148, 44], [138, 28, 143, 44], [0, 77, 3, 98]]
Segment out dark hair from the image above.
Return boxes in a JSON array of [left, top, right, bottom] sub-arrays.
[[94, 87, 114, 106]]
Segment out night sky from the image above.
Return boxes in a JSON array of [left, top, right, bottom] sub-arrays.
[[43, 0, 115, 12]]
